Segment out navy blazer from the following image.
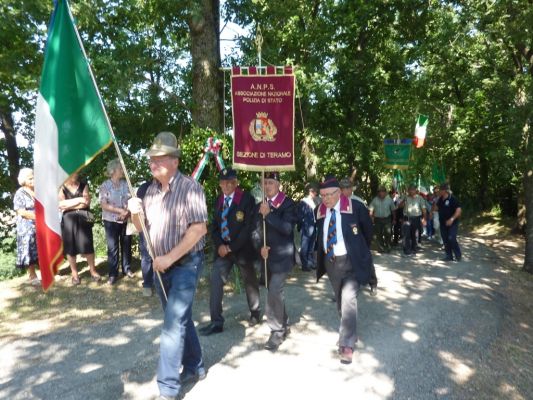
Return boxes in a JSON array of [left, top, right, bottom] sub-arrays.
[[212, 187, 256, 263], [252, 192, 297, 273], [315, 195, 373, 286]]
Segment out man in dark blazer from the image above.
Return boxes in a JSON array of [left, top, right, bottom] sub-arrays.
[[315, 176, 373, 364], [252, 171, 297, 351], [199, 168, 261, 336]]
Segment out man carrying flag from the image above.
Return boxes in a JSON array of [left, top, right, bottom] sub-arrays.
[[34, 0, 112, 290], [414, 114, 429, 148]]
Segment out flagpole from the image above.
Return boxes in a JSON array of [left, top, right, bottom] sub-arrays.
[[255, 28, 269, 291], [66, 2, 167, 301]]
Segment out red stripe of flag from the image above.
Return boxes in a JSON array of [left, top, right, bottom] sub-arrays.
[[35, 200, 63, 290]]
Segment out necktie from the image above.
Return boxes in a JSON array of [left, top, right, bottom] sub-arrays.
[[326, 209, 337, 261], [221, 197, 230, 242]]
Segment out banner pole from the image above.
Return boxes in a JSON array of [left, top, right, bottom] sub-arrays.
[[67, 4, 167, 301], [255, 28, 268, 290], [262, 170, 268, 290]]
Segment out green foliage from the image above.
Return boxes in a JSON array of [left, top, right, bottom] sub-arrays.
[[1, 0, 532, 225], [91, 222, 108, 259], [0, 251, 24, 281]]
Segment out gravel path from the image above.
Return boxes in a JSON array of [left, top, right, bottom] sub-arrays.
[[0, 235, 507, 400]]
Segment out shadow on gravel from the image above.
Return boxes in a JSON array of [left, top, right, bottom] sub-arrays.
[[0, 310, 161, 400], [1, 232, 522, 399], [202, 235, 510, 399]]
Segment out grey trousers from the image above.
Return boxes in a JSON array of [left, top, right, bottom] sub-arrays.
[[266, 271, 289, 333], [325, 255, 359, 348], [209, 255, 261, 326]]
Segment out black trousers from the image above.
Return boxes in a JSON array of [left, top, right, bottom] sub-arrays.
[[408, 216, 422, 253]]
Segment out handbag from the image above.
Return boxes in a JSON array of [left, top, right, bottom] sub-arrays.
[[79, 209, 95, 225]]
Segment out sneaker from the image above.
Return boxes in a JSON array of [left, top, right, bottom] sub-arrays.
[[142, 287, 153, 297], [370, 285, 378, 296], [441, 257, 454, 262], [125, 270, 134, 278], [180, 366, 207, 385], [339, 346, 353, 364], [29, 277, 41, 286], [107, 276, 117, 285]]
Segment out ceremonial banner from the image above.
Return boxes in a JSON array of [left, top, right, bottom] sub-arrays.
[[231, 66, 295, 171], [384, 139, 413, 170], [414, 114, 429, 148], [34, 0, 112, 290], [432, 162, 446, 184]]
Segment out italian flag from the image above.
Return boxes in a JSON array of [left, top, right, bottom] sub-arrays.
[[414, 114, 429, 148], [34, 0, 112, 290]]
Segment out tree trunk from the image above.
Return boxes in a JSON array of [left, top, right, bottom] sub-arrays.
[[188, 0, 223, 133], [0, 108, 20, 192]]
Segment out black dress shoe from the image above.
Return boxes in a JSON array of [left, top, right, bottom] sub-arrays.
[[249, 312, 262, 327], [441, 257, 454, 262], [199, 323, 223, 336], [264, 332, 284, 351]]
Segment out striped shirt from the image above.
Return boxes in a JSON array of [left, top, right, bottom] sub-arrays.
[[369, 196, 395, 218], [404, 195, 426, 217], [143, 171, 208, 257]]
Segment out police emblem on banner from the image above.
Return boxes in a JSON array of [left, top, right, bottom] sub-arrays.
[[249, 112, 277, 142], [236, 211, 245, 222]]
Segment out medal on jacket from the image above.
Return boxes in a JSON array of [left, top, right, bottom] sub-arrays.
[[236, 211, 244, 222], [351, 224, 358, 235]]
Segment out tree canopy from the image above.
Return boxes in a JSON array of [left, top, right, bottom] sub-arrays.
[[1, 0, 531, 269]]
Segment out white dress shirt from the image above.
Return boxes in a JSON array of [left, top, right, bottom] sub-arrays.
[[223, 192, 234, 208], [323, 200, 347, 256]]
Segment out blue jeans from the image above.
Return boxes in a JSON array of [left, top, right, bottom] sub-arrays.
[[156, 251, 204, 398], [426, 218, 434, 237], [441, 221, 462, 260], [139, 234, 154, 288], [299, 227, 316, 270], [103, 220, 132, 277]]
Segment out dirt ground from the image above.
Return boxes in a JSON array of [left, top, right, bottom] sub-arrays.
[[0, 216, 531, 400]]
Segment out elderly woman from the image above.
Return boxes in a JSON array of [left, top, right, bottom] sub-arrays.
[[99, 159, 133, 285], [59, 173, 101, 285], [13, 168, 40, 285]]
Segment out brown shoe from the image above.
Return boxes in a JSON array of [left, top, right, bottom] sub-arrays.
[[339, 346, 353, 364]]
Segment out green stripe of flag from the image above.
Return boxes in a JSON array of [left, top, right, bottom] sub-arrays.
[[39, 0, 112, 174]]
